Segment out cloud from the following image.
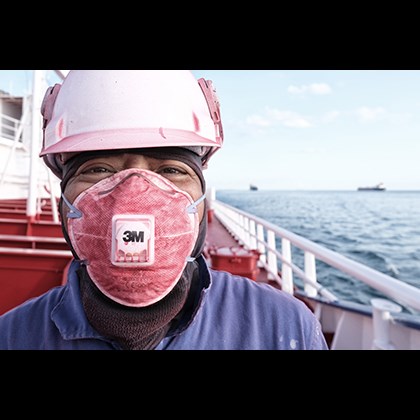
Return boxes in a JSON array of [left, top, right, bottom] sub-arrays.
[[355, 106, 387, 122], [355, 106, 413, 124], [288, 83, 332, 95], [246, 114, 271, 127], [246, 107, 313, 129], [266, 108, 313, 128], [321, 110, 340, 123]]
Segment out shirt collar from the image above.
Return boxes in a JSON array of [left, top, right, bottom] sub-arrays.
[[50, 256, 213, 349]]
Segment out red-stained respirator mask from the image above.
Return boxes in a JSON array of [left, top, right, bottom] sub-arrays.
[[62, 168, 204, 307]]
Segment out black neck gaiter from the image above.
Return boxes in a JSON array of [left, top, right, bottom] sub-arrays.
[[78, 260, 200, 350], [60, 148, 207, 350]]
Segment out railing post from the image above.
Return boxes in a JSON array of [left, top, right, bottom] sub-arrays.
[[371, 298, 402, 350], [206, 187, 216, 223], [267, 230, 278, 281], [256, 224, 266, 266], [304, 251, 318, 297], [27, 70, 46, 218], [281, 238, 294, 295], [233, 210, 240, 240], [207, 186, 216, 204], [244, 217, 250, 247], [249, 219, 257, 249]]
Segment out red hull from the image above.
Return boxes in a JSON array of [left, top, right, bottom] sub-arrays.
[[0, 198, 72, 315], [0, 248, 72, 315]]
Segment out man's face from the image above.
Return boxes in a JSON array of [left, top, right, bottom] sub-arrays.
[[62, 153, 204, 230]]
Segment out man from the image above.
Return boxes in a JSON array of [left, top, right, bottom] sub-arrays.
[[0, 70, 328, 350]]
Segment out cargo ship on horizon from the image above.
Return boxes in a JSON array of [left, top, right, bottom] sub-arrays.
[[358, 182, 386, 191]]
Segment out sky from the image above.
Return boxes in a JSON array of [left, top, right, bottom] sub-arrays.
[[1, 69, 419, 191]]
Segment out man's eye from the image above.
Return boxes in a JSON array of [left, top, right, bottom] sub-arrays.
[[160, 167, 180, 174], [76, 166, 116, 182], [81, 166, 113, 175]]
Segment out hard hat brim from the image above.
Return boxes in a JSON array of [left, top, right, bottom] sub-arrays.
[[40, 128, 221, 157]]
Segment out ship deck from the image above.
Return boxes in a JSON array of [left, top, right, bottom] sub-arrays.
[[204, 210, 324, 333], [204, 211, 275, 285]]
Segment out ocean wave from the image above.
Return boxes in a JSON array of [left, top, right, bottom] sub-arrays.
[[216, 190, 420, 305]]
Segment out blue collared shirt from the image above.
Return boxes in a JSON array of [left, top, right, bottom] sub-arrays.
[[0, 257, 328, 350]]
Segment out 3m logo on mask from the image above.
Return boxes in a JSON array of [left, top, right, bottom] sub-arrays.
[[122, 230, 145, 243], [111, 214, 155, 266]]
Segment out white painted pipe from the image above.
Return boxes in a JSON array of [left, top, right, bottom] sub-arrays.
[[371, 298, 402, 350]]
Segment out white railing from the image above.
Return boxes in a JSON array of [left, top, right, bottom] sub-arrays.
[[211, 197, 420, 313]]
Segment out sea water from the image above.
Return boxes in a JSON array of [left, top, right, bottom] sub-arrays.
[[215, 189, 420, 306]]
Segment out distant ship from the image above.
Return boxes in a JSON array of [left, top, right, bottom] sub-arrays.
[[357, 182, 386, 191], [250, 184, 258, 191]]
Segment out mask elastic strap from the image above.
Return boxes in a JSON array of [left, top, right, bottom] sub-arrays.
[[61, 193, 83, 219], [185, 193, 207, 263], [186, 194, 206, 214]]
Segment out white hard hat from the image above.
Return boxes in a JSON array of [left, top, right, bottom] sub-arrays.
[[40, 70, 224, 178]]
